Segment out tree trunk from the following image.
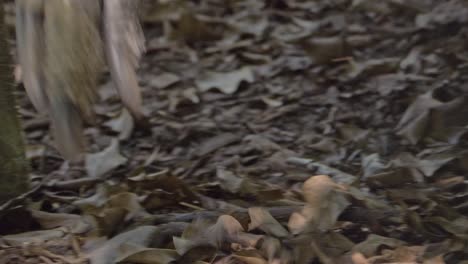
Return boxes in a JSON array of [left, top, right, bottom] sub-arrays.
[[0, 0, 29, 203]]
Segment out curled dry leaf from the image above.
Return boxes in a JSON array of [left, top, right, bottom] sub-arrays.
[[288, 175, 350, 234]]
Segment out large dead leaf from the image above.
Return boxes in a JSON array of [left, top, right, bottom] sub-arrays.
[[85, 138, 128, 178]]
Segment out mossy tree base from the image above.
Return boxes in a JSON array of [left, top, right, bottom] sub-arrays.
[[0, 0, 29, 203]]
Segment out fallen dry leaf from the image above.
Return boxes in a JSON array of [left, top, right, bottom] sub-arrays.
[[85, 138, 128, 178]]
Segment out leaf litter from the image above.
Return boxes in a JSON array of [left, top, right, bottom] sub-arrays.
[[2, 0, 468, 263]]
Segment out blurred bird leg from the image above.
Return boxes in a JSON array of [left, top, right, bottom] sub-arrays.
[[103, 0, 147, 124], [15, 0, 48, 112]]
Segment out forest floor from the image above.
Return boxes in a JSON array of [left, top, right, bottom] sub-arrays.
[[1, 0, 468, 263]]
